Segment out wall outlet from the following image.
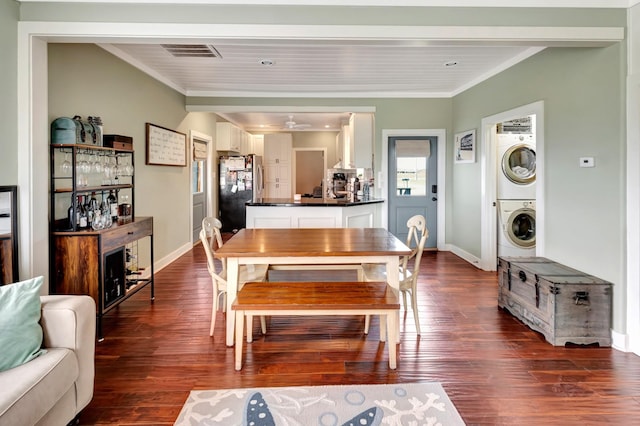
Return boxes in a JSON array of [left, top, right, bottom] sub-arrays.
[[579, 157, 595, 168]]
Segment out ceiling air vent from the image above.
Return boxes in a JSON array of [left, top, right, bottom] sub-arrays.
[[161, 44, 222, 58]]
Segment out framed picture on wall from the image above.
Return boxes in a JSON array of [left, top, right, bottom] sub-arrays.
[[145, 123, 187, 167], [454, 129, 476, 164]]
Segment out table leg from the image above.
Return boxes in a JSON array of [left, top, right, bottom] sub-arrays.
[[235, 310, 244, 371], [386, 310, 398, 369], [226, 258, 240, 347]]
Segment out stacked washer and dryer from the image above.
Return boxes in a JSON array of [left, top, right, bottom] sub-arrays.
[[497, 117, 537, 257]]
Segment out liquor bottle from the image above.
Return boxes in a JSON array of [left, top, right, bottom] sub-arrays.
[[84, 195, 93, 225], [75, 196, 82, 229], [89, 192, 98, 211], [118, 193, 131, 221], [67, 198, 76, 230], [78, 196, 88, 229], [107, 190, 118, 221]]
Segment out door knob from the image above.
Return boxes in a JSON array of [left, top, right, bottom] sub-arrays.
[[431, 197, 438, 201]]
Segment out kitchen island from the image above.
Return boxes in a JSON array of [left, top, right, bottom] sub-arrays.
[[246, 197, 384, 228]]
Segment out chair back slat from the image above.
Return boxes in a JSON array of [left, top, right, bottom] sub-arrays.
[[402, 214, 428, 274], [201, 217, 227, 278]]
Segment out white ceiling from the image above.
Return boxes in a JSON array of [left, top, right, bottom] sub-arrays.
[[84, 0, 631, 131], [106, 41, 540, 98], [104, 40, 543, 131]]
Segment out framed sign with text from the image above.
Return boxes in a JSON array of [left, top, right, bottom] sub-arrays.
[[145, 123, 187, 167]]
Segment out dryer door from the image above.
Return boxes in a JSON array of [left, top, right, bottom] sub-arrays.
[[506, 208, 536, 248], [502, 144, 536, 185]]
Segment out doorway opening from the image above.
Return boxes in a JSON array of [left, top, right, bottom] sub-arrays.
[[480, 101, 544, 271], [293, 148, 327, 197]]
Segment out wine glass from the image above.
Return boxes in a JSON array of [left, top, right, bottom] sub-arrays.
[[92, 152, 103, 174], [60, 152, 72, 175], [124, 157, 134, 176], [104, 156, 116, 181]]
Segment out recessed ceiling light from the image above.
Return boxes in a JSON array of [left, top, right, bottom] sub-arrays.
[[325, 124, 331, 128], [444, 61, 458, 67], [260, 59, 275, 66]]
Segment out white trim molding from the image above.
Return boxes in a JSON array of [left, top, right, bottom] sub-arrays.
[[479, 100, 544, 272], [15, 0, 640, 8]]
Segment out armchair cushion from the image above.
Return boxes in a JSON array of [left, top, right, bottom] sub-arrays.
[[0, 276, 46, 372]]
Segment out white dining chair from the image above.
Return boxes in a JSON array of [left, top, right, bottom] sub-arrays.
[[362, 214, 428, 335], [200, 217, 269, 337]]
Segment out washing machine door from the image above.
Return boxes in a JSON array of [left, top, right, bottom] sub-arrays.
[[506, 208, 536, 248], [502, 144, 536, 185]]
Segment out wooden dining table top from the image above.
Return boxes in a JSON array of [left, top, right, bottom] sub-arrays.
[[215, 228, 411, 258]]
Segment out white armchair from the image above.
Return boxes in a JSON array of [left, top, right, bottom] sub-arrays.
[[0, 295, 95, 426]]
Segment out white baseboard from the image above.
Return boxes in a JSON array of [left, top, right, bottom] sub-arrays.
[[443, 244, 484, 269], [138, 241, 194, 280], [611, 329, 630, 353]]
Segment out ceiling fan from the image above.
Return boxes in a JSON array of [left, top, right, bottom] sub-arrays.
[[283, 115, 311, 130]]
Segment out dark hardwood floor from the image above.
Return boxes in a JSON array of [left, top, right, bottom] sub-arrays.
[[78, 244, 640, 425]]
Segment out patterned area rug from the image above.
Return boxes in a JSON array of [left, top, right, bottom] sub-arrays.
[[175, 382, 465, 425]]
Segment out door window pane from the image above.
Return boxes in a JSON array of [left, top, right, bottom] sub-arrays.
[[192, 160, 204, 194], [396, 140, 429, 196]]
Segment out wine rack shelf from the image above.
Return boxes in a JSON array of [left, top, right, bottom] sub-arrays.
[[49, 142, 154, 341]]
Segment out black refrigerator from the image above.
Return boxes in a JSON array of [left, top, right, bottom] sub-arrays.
[[218, 154, 263, 232]]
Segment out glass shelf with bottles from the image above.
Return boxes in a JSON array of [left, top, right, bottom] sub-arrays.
[[50, 144, 135, 232]]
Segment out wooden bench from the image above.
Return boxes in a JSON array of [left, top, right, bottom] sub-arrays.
[[232, 281, 400, 370]]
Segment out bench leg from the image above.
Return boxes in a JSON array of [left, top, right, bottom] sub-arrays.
[[247, 314, 254, 343], [379, 315, 387, 342], [235, 311, 245, 371], [364, 315, 371, 334], [386, 311, 398, 369], [260, 316, 267, 335]]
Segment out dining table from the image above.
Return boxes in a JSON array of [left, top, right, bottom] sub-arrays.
[[214, 227, 412, 346]]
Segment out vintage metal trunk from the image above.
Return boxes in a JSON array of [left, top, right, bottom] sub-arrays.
[[498, 256, 612, 346]]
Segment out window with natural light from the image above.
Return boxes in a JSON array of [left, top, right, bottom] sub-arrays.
[[395, 140, 430, 196]]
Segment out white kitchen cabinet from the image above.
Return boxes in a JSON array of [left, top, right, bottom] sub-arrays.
[[264, 133, 292, 165], [250, 134, 264, 157], [348, 113, 374, 169], [336, 123, 350, 166], [246, 202, 383, 228], [264, 133, 292, 198], [216, 122, 242, 152]]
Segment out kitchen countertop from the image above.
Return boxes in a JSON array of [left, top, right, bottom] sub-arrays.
[[247, 197, 384, 207]]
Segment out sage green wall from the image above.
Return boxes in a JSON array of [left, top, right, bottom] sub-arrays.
[[452, 44, 626, 330], [0, 0, 19, 184], [48, 44, 217, 264]]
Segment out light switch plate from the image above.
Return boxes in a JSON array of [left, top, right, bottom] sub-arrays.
[[579, 157, 595, 168]]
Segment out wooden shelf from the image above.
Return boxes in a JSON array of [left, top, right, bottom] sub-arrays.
[[50, 143, 133, 153], [54, 184, 133, 194], [50, 141, 153, 341]]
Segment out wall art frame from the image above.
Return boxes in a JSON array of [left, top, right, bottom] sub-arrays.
[[145, 123, 187, 167], [454, 129, 476, 164]]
